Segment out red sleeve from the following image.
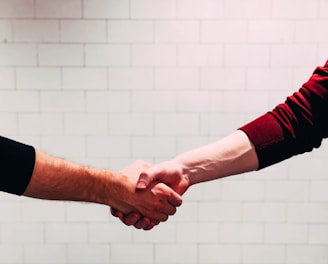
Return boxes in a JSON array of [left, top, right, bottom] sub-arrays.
[[240, 60, 328, 169]]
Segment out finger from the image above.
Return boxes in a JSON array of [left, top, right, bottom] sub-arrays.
[[111, 208, 124, 221], [167, 191, 183, 207], [123, 212, 141, 226], [136, 172, 154, 191], [134, 217, 151, 229]]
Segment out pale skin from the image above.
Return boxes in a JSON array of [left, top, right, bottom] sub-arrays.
[[23, 150, 182, 226], [113, 130, 259, 229]]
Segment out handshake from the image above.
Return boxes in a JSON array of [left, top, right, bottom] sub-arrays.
[[23, 131, 258, 230], [110, 159, 191, 231]]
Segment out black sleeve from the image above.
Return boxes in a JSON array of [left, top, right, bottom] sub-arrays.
[[0, 136, 36, 195]]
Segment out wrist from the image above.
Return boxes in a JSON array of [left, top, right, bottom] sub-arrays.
[[88, 168, 133, 212]]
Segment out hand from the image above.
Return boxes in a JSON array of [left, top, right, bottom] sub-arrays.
[[137, 159, 190, 195], [110, 160, 183, 229], [111, 159, 190, 230]]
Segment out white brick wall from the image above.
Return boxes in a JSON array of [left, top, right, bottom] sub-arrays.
[[1, 0, 328, 263]]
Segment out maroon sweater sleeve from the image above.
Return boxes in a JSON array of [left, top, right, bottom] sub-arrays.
[[0, 136, 36, 195], [240, 60, 328, 169]]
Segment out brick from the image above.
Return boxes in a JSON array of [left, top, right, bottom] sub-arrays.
[[41, 135, 86, 157], [40, 91, 84, 112], [45, 223, 88, 243], [309, 224, 328, 245], [205, 113, 246, 135], [266, 181, 310, 201], [132, 136, 176, 157], [61, 20, 107, 43], [177, 0, 224, 19], [87, 136, 130, 158], [132, 44, 176, 66], [85, 44, 130, 66], [243, 202, 286, 222], [199, 244, 241, 263], [0, 245, 23, 263], [177, 91, 223, 112], [0, 202, 20, 222], [287, 202, 328, 223], [225, 44, 271, 66], [89, 223, 132, 243], [130, 0, 176, 19], [265, 224, 307, 243], [0, 21, 12, 42], [225, 0, 271, 18], [0, 0, 34, 18], [83, 0, 129, 19], [109, 68, 153, 90], [176, 135, 209, 153], [221, 223, 263, 243], [86, 91, 130, 113], [63, 67, 107, 90], [155, 244, 197, 264], [0, 67, 14, 89], [1, 223, 44, 243], [24, 245, 66, 264], [109, 113, 153, 135], [64, 113, 108, 135], [131, 91, 176, 113], [271, 44, 317, 67], [199, 201, 242, 222], [18, 113, 63, 135], [155, 113, 199, 135], [38, 44, 83, 66], [222, 180, 265, 201], [13, 20, 59, 42], [66, 203, 109, 222], [242, 245, 285, 264], [247, 67, 293, 90], [133, 223, 176, 243], [296, 21, 328, 43], [16, 67, 61, 90], [154, 21, 200, 43], [0, 91, 38, 112], [223, 91, 269, 114], [21, 200, 65, 222], [0, 113, 17, 135], [202, 21, 248, 43], [177, 222, 219, 243], [35, 0, 82, 18], [0, 44, 36, 66], [178, 44, 224, 66], [248, 20, 294, 43], [272, 0, 317, 18], [286, 245, 328, 264], [112, 244, 153, 263], [108, 21, 153, 43], [68, 245, 110, 264], [201, 67, 246, 90], [310, 181, 328, 201], [155, 68, 200, 90]]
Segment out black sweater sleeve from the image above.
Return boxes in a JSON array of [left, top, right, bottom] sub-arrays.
[[0, 136, 36, 195]]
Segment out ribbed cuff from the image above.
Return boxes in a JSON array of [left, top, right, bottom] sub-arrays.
[[0, 136, 36, 195], [239, 113, 290, 170]]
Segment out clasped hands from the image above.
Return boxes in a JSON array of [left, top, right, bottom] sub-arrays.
[[112, 159, 190, 230]]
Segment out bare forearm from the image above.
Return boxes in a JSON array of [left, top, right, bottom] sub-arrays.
[[24, 151, 180, 222], [24, 151, 124, 207], [175, 130, 259, 186]]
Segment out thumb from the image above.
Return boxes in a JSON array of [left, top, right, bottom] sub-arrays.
[[136, 171, 154, 191]]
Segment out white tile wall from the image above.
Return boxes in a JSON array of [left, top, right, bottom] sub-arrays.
[[0, 0, 328, 263]]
